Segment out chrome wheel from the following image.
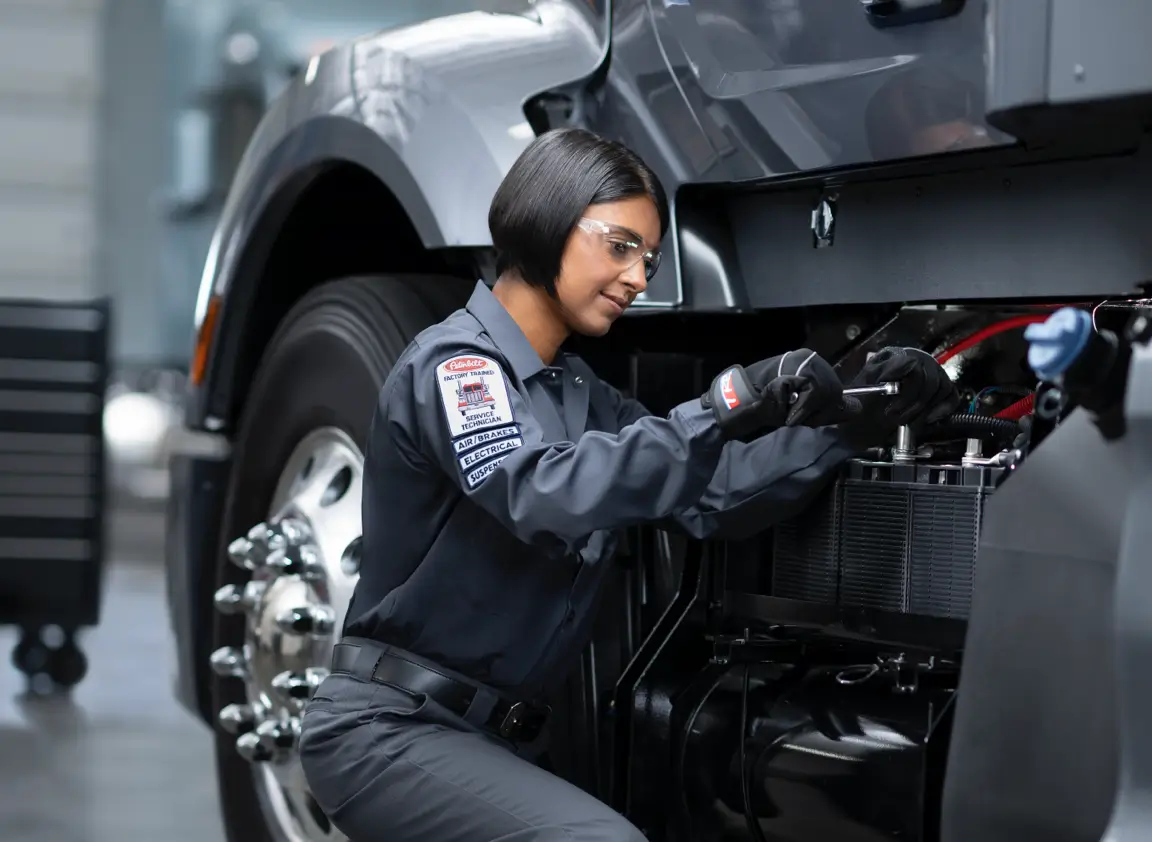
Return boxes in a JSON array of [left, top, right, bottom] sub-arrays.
[[212, 427, 364, 842]]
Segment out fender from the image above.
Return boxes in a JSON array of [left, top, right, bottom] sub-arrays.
[[187, 1, 609, 432]]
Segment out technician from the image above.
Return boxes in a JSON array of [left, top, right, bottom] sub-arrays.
[[298, 127, 958, 842]]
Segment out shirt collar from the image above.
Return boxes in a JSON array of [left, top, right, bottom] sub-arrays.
[[465, 280, 547, 381]]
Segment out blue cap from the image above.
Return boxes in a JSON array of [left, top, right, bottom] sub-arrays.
[[1025, 307, 1093, 382]]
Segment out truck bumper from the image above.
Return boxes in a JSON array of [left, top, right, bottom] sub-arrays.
[[165, 444, 232, 725]]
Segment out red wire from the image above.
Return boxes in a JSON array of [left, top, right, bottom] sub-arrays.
[[934, 314, 1050, 365], [995, 393, 1034, 420]]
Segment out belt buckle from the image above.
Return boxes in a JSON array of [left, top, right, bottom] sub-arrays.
[[498, 701, 550, 742]]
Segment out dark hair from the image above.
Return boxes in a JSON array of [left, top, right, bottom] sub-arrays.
[[488, 128, 669, 296]]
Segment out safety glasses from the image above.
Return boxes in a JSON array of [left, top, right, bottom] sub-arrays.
[[576, 217, 662, 281]]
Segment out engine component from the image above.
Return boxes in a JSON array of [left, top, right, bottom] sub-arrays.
[[924, 413, 1021, 446], [772, 458, 1003, 621], [1025, 305, 1150, 440], [675, 646, 956, 842]]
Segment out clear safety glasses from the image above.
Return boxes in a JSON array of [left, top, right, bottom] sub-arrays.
[[576, 217, 662, 281]]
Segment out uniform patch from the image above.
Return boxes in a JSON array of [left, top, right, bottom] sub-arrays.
[[452, 423, 519, 455], [436, 354, 517, 439], [458, 436, 523, 471], [465, 452, 512, 489]]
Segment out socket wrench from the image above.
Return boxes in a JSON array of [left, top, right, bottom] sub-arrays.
[[842, 382, 901, 397]]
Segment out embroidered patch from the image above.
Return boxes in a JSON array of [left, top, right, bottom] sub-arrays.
[[452, 423, 520, 455], [458, 434, 523, 470], [465, 452, 512, 488], [436, 354, 517, 439]]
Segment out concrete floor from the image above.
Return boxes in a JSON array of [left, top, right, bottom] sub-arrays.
[[0, 504, 226, 842]]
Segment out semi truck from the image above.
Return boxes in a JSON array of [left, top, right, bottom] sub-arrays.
[[162, 1, 1152, 841]]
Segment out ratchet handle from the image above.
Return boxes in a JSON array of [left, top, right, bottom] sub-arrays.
[[784, 381, 899, 427]]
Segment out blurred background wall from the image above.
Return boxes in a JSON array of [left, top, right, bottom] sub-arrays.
[[51, 0, 474, 504]]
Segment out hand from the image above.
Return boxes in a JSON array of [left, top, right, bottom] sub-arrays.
[[703, 348, 847, 442], [848, 346, 960, 428]]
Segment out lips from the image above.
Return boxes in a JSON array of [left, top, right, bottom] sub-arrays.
[[601, 292, 629, 311]]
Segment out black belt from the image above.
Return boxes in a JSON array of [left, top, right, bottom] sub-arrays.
[[329, 639, 549, 744]]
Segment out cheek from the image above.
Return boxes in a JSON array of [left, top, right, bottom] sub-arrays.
[[557, 257, 613, 307]]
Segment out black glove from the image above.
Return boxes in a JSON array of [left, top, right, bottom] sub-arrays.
[[847, 346, 960, 428], [703, 348, 847, 442]]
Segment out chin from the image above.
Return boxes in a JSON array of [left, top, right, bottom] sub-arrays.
[[572, 315, 615, 337]]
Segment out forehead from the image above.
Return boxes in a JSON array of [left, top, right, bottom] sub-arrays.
[[584, 196, 661, 248]]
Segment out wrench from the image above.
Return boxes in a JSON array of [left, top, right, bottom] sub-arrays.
[[787, 381, 900, 405], [843, 382, 901, 397]]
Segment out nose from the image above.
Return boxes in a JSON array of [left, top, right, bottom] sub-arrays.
[[622, 259, 648, 294]]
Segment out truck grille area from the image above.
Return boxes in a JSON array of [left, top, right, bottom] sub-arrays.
[[772, 460, 999, 620]]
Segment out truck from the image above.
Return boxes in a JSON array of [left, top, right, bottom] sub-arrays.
[[161, 1, 1152, 841]]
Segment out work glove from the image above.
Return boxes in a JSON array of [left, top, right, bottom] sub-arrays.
[[703, 348, 847, 442], [847, 346, 960, 430]]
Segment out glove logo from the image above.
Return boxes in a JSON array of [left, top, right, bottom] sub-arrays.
[[720, 369, 740, 410]]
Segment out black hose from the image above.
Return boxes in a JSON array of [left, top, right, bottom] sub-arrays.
[[923, 412, 1020, 443]]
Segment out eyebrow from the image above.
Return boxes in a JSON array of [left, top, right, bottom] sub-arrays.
[[614, 223, 657, 251]]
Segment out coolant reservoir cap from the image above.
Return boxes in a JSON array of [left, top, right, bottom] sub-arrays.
[[1025, 307, 1092, 382]]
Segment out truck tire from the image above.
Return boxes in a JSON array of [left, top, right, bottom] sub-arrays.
[[208, 274, 472, 842]]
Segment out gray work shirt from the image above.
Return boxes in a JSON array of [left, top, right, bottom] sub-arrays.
[[344, 281, 858, 699]]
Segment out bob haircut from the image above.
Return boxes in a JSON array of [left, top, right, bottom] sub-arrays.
[[487, 128, 670, 296]]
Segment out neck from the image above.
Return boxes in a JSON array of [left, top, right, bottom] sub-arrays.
[[491, 275, 569, 364]]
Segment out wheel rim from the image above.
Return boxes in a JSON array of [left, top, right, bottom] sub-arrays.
[[212, 427, 364, 842]]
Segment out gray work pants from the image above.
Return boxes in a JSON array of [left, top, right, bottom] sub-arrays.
[[299, 673, 646, 842]]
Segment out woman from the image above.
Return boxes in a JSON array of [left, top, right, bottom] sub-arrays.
[[298, 128, 956, 842]]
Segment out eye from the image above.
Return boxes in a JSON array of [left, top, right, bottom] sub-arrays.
[[609, 240, 632, 256]]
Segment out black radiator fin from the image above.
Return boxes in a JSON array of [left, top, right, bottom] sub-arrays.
[[840, 482, 910, 612], [771, 485, 839, 604], [908, 486, 983, 619], [769, 461, 998, 621]]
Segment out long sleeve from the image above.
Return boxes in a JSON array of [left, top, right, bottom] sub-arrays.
[[604, 382, 861, 541], [385, 339, 728, 553]]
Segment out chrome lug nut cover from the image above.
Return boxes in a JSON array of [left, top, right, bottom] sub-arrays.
[[255, 718, 300, 761], [265, 544, 326, 581], [210, 646, 246, 679], [213, 584, 245, 614], [227, 536, 256, 569], [236, 731, 274, 763], [271, 668, 329, 706], [218, 702, 259, 735], [275, 605, 336, 636]]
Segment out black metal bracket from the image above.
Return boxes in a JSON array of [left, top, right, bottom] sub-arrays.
[[861, 0, 965, 29]]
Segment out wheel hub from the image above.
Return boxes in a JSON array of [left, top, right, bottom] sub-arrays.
[[211, 428, 364, 842]]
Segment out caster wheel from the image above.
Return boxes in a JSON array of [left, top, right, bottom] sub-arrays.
[[11, 628, 51, 676], [11, 627, 88, 692], [46, 640, 88, 688]]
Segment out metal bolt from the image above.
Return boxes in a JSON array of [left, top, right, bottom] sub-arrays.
[[218, 703, 258, 735], [209, 646, 246, 679], [236, 731, 274, 763], [266, 544, 325, 581], [227, 537, 259, 570], [276, 517, 312, 546], [271, 668, 329, 705], [275, 605, 336, 636], [256, 718, 300, 758], [213, 584, 244, 614]]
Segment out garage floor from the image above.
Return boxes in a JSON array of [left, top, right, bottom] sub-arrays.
[[0, 504, 226, 842]]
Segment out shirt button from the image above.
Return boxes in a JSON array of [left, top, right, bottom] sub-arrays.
[[574, 376, 583, 386]]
